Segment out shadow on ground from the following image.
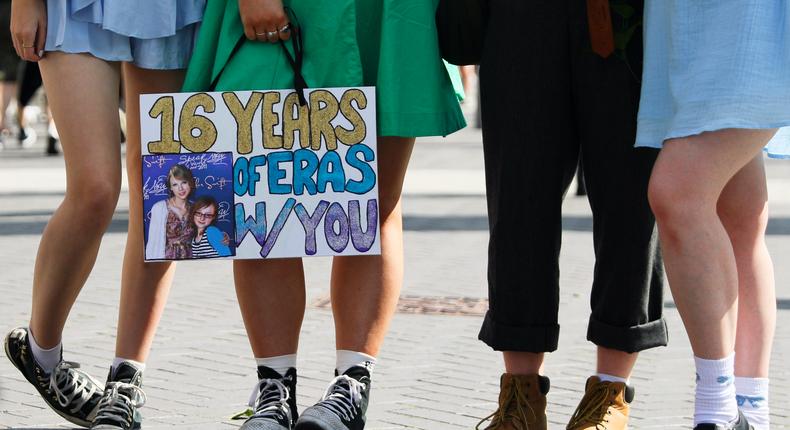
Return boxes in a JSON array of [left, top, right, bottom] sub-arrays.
[[3, 210, 790, 236]]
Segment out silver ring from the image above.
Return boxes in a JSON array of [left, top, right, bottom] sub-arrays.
[[278, 24, 291, 33], [255, 32, 267, 36], [266, 31, 278, 39]]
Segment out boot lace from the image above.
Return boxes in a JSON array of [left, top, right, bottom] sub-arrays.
[[93, 381, 146, 427], [476, 380, 536, 430], [247, 377, 292, 422], [50, 361, 101, 414], [319, 375, 365, 422], [567, 382, 614, 430]]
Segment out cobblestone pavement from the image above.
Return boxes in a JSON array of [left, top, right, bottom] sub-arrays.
[[1, 109, 789, 429]]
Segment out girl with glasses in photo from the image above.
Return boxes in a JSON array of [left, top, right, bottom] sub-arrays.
[[189, 196, 232, 259]]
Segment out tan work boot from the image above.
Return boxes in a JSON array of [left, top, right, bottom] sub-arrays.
[[566, 376, 634, 430], [477, 373, 550, 430]]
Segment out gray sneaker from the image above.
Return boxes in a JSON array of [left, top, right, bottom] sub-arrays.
[[693, 410, 754, 430], [295, 366, 371, 430], [91, 361, 145, 429], [240, 366, 298, 430]]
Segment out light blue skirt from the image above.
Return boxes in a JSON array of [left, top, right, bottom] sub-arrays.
[[636, 1, 790, 159], [45, 0, 205, 70], [766, 128, 790, 159]]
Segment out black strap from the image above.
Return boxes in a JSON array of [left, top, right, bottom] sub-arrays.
[[209, 7, 308, 105], [279, 8, 308, 106], [209, 34, 245, 92]]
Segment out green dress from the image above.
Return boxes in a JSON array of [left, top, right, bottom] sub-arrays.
[[182, 0, 466, 138]]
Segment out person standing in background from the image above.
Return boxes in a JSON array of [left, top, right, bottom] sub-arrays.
[[1, 0, 22, 148]]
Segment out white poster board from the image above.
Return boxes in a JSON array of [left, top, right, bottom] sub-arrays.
[[139, 87, 379, 261]]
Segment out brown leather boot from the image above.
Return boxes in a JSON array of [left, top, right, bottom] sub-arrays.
[[477, 373, 550, 430], [566, 376, 634, 430]]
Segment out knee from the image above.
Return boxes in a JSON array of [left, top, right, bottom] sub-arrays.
[[648, 176, 693, 224], [67, 179, 121, 223], [718, 196, 769, 243]]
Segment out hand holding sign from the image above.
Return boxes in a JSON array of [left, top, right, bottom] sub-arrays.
[[238, 0, 291, 43]]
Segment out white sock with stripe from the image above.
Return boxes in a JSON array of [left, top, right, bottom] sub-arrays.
[[735, 376, 769, 430], [693, 354, 738, 426]]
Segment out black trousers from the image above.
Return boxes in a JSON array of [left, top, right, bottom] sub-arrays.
[[478, 0, 667, 353], [17, 61, 43, 107]]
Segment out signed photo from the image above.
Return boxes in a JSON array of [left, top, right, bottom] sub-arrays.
[[142, 152, 236, 260]]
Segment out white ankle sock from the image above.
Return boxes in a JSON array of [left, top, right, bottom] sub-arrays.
[[694, 354, 738, 426], [596, 373, 629, 384], [111, 357, 146, 378], [735, 377, 769, 430], [255, 354, 297, 377], [28, 328, 62, 374], [336, 350, 376, 375]]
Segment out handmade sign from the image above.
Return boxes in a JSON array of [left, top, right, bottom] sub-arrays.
[[140, 87, 379, 261]]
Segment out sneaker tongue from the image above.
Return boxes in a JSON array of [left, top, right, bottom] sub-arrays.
[[257, 365, 285, 380], [112, 362, 142, 384], [341, 365, 371, 381]]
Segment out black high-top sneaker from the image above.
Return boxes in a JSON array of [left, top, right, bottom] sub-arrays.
[[240, 366, 298, 430], [295, 366, 371, 430], [4, 326, 103, 427], [91, 361, 146, 429], [694, 410, 754, 430]]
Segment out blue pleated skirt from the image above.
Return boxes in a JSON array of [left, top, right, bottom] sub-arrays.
[[45, 0, 205, 70], [636, 0, 790, 159]]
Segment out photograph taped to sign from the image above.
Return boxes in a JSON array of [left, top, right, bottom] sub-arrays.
[[139, 86, 379, 261]]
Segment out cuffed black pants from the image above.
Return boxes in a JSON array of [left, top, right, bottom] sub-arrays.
[[478, 0, 668, 354]]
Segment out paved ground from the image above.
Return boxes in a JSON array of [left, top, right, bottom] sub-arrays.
[[1, 100, 789, 429]]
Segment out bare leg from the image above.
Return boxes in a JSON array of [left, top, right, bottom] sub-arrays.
[[460, 66, 475, 93], [502, 348, 635, 378], [330, 137, 414, 355], [596, 347, 637, 379], [29, 52, 122, 347], [716, 156, 775, 377], [647, 128, 777, 359], [503, 352, 544, 375], [114, 63, 186, 362], [234, 258, 306, 357], [0, 81, 14, 130]]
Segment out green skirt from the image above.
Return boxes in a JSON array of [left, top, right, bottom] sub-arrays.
[[182, 0, 466, 137]]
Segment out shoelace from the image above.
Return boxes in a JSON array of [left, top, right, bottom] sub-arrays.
[[566, 383, 613, 430], [318, 375, 365, 422], [50, 361, 101, 414], [475, 380, 536, 430], [247, 378, 292, 421], [93, 381, 147, 427]]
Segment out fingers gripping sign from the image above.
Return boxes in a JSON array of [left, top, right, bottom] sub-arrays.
[[10, 0, 47, 61], [238, 0, 292, 43]]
